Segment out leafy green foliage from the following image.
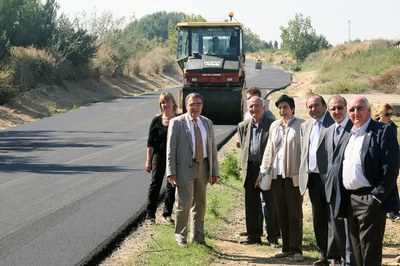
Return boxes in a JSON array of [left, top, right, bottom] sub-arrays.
[[0, 70, 17, 104], [46, 102, 58, 116], [280, 13, 331, 62], [0, 0, 58, 48], [50, 16, 96, 67], [219, 151, 241, 183]]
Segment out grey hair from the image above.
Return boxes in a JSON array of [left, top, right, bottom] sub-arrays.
[[185, 93, 204, 105]]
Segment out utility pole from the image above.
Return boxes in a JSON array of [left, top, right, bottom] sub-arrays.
[[348, 20, 351, 43]]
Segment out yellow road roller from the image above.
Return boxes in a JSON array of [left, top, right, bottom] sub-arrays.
[[176, 13, 246, 124]]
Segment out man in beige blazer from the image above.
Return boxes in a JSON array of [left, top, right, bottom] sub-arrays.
[[299, 94, 337, 266], [166, 93, 219, 247]]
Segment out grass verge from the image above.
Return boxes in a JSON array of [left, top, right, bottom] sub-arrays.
[[131, 151, 242, 265]]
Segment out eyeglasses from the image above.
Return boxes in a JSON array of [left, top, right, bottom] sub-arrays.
[[329, 106, 344, 111], [384, 112, 393, 117]]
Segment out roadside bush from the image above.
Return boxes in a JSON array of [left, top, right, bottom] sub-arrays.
[[135, 47, 179, 75], [91, 44, 122, 78], [369, 66, 400, 94], [219, 151, 241, 183], [9, 46, 57, 89], [0, 70, 18, 104]]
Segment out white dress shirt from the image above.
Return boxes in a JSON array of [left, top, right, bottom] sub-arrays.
[[342, 119, 372, 190], [187, 115, 208, 159]]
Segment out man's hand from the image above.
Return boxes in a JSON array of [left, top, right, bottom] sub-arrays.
[[211, 176, 219, 185], [167, 175, 177, 187]]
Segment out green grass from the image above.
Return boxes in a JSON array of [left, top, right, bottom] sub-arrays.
[[131, 151, 242, 265], [312, 46, 400, 94], [131, 150, 353, 264], [132, 223, 213, 265]]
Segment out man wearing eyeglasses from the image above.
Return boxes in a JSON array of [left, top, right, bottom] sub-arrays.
[[337, 96, 399, 266], [325, 95, 354, 265], [166, 93, 219, 248]]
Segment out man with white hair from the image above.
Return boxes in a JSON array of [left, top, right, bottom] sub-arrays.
[[237, 96, 279, 245], [337, 96, 399, 265]]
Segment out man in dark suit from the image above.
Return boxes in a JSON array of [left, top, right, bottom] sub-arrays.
[[166, 93, 219, 247], [299, 94, 340, 266], [237, 96, 279, 245], [325, 95, 354, 265], [337, 96, 399, 266]]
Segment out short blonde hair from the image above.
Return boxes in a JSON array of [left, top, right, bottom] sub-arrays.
[[158, 92, 177, 114]]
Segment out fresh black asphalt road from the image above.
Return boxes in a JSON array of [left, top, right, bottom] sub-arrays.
[[0, 63, 290, 266]]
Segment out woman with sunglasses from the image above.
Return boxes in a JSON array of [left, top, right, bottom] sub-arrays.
[[372, 102, 400, 221]]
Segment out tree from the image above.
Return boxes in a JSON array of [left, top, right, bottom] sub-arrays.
[[50, 16, 96, 66], [0, 0, 58, 48], [167, 13, 205, 53], [280, 13, 331, 62]]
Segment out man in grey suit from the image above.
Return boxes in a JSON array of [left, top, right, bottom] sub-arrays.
[[325, 95, 354, 265], [166, 93, 219, 247], [237, 96, 279, 245], [299, 94, 339, 266]]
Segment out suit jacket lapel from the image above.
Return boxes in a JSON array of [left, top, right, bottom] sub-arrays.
[[183, 114, 194, 153], [360, 120, 374, 172], [318, 113, 333, 148], [199, 116, 210, 152], [337, 119, 353, 148]]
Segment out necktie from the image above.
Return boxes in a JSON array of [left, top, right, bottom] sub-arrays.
[[334, 125, 341, 147], [309, 121, 322, 170], [193, 118, 204, 163]]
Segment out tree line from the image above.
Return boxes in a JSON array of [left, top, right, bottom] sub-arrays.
[[0, 0, 330, 103]]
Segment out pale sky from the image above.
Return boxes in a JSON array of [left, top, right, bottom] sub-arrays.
[[55, 0, 400, 45]]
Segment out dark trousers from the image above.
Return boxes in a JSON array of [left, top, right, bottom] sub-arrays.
[[244, 163, 280, 242], [261, 188, 280, 244], [146, 154, 175, 219], [308, 173, 330, 257], [346, 192, 386, 266], [328, 203, 354, 265], [272, 175, 303, 254]]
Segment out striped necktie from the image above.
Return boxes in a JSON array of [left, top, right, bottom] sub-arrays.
[[193, 118, 204, 163]]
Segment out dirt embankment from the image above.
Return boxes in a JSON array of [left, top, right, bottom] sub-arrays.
[[0, 72, 182, 130]]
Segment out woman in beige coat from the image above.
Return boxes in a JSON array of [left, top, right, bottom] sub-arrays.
[[260, 94, 305, 262]]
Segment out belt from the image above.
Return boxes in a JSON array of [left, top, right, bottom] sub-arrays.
[[348, 187, 373, 196], [247, 161, 260, 166]]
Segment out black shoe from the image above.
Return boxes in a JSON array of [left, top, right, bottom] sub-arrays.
[[313, 257, 329, 266]]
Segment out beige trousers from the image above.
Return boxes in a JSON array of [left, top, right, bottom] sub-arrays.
[[174, 160, 209, 243]]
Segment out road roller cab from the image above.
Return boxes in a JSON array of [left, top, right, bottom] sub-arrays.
[[176, 14, 246, 124]]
